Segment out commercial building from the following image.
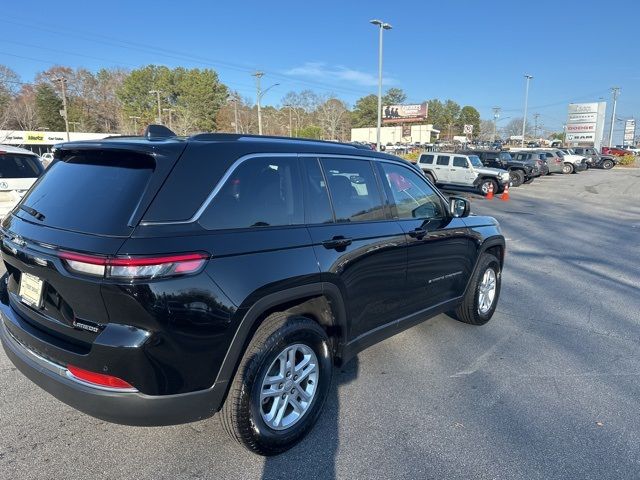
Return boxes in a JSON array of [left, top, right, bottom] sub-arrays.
[[0, 130, 117, 156], [351, 124, 440, 145]]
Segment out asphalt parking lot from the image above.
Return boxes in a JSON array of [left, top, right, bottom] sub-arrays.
[[1, 168, 639, 480]]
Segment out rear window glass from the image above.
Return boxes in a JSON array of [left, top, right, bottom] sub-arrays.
[[0, 154, 43, 178], [18, 151, 154, 236]]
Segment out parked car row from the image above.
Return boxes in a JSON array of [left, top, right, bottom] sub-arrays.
[[416, 145, 620, 196]]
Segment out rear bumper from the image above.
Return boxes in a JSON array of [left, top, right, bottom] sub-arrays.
[[0, 306, 227, 426]]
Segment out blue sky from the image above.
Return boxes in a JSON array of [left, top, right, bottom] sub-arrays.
[[2, 0, 639, 141]]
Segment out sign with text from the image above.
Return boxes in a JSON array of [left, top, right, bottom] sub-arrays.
[[566, 102, 607, 149], [382, 103, 428, 123], [623, 119, 636, 145]]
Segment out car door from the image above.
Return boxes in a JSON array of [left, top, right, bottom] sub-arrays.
[[433, 154, 451, 182], [302, 156, 407, 342], [448, 156, 476, 185], [375, 161, 476, 319]]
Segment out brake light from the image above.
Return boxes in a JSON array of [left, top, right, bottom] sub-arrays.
[[67, 365, 135, 390], [59, 251, 209, 279]]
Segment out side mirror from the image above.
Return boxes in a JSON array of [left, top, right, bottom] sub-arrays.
[[449, 197, 470, 218]]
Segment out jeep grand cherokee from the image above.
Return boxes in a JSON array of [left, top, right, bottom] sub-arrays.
[[0, 127, 505, 455]]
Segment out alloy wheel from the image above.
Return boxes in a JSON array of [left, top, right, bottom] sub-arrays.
[[478, 268, 497, 315]]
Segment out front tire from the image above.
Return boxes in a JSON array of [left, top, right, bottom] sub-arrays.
[[480, 178, 498, 196], [510, 170, 525, 187], [602, 159, 614, 170], [454, 254, 501, 325], [220, 313, 333, 455]]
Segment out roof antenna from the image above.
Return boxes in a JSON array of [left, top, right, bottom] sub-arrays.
[[144, 124, 176, 139]]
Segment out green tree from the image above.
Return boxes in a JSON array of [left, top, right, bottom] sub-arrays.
[[297, 125, 322, 139], [383, 87, 406, 104], [35, 83, 64, 130]]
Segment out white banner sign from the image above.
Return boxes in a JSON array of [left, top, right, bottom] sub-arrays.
[[567, 112, 598, 123], [566, 133, 596, 142], [566, 123, 596, 133], [568, 103, 599, 114]]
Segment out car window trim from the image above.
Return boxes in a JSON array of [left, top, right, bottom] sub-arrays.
[[140, 152, 448, 227]]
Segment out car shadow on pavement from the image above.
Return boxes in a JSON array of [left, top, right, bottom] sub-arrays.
[[260, 356, 359, 480]]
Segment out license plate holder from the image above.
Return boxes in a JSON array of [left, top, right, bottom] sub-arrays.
[[19, 272, 44, 308]]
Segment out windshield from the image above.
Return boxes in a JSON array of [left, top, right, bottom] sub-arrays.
[[468, 155, 483, 167], [0, 154, 44, 179]]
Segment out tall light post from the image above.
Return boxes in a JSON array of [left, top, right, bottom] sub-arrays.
[[370, 19, 392, 151], [252, 72, 279, 135], [129, 115, 141, 134], [492, 106, 501, 142], [521, 74, 533, 147], [607, 87, 620, 147], [229, 93, 240, 133], [149, 90, 163, 124], [52, 77, 70, 141]]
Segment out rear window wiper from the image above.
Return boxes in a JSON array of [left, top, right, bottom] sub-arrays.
[[19, 205, 46, 221]]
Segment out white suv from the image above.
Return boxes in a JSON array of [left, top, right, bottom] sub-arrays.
[[418, 152, 510, 195], [0, 145, 45, 217]]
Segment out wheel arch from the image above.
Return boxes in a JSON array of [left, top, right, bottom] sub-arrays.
[[214, 282, 347, 393], [463, 236, 505, 297]]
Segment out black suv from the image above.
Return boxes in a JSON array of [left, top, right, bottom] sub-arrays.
[[0, 128, 505, 455], [462, 149, 540, 187], [571, 147, 618, 169]]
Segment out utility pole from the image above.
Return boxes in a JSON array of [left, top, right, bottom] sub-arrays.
[[129, 115, 141, 134], [53, 77, 70, 141], [149, 90, 163, 124], [608, 87, 620, 147], [284, 104, 293, 137], [231, 94, 239, 133], [370, 19, 392, 151], [521, 74, 533, 147], [533, 113, 540, 139], [492, 106, 501, 142], [253, 72, 264, 135], [162, 108, 175, 130]]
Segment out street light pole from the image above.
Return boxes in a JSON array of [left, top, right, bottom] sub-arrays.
[[492, 106, 501, 143], [370, 19, 392, 151], [252, 72, 279, 135], [52, 77, 70, 141], [608, 87, 620, 147], [521, 74, 533, 147], [149, 90, 163, 124]]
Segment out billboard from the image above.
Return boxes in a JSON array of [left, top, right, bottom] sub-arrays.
[[566, 102, 607, 150], [623, 119, 636, 146], [383, 103, 428, 123]]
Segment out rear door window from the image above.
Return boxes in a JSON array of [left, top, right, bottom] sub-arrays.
[[321, 157, 385, 223], [17, 150, 154, 236], [436, 156, 450, 166], [419, 154, 434, 164], [452, 157, 468, 168], [0, 154, 43, 178], [199, 156, 302, 230]]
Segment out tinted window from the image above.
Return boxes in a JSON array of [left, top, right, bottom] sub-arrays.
[[0, 154, 43, 178], [499, 152, 512, 161], [302, 157, 333, 224], [436, 155, 450, 166], [199, 156, 302, 230], [419, 154, 434, 164], [545, 153, 554, 158], [380, 163, 444, 220], [321, 157, 385, 223], [453, 157, 468, 168], [19, 150, 153, 236]]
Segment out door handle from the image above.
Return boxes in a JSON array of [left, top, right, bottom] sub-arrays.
[[322, 236, 353, 250], [407, 228, 427, 239]]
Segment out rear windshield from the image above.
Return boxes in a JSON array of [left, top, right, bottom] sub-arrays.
[[18, 150, 154, 236], [0, 154, 44, 178]]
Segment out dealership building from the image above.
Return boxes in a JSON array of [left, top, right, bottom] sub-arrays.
[[0, 130, 117, 156], [351, 124, 440, 145]]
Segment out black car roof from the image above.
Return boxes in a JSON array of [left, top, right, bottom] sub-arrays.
[[55, 133, 403, 163]]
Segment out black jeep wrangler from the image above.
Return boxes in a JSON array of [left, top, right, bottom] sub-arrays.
[[462, 149, 540, 186], [0, 127, 505, 455]]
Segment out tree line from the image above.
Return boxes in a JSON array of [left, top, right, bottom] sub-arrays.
[[0, 63, 483, 141]]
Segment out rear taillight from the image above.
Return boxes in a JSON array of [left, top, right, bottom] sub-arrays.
[[59, 251, 209, 280], [67, 364, 136, 390]]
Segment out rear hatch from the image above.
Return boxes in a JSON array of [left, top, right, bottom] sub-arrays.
[[1, 141, 186, 346], [0, 153, 43, 216]]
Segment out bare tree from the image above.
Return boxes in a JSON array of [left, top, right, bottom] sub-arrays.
[[317, 97, 349, 140]]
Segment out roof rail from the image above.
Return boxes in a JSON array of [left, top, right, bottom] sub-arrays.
[[188, 132, 358, 148]]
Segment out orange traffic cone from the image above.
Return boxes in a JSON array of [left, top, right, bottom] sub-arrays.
[[486, 182, 494, 200], [500, 183, 510, 201]]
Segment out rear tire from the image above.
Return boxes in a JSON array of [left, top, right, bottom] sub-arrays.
[[562, 163, 574, 174], [424, 172, 436, 184], [510, 170, 525, 187], [220, 313, 333, 455], [454, 254, 501, 326], [602, 159, 614, 170], [523, 177, 535, 184]]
